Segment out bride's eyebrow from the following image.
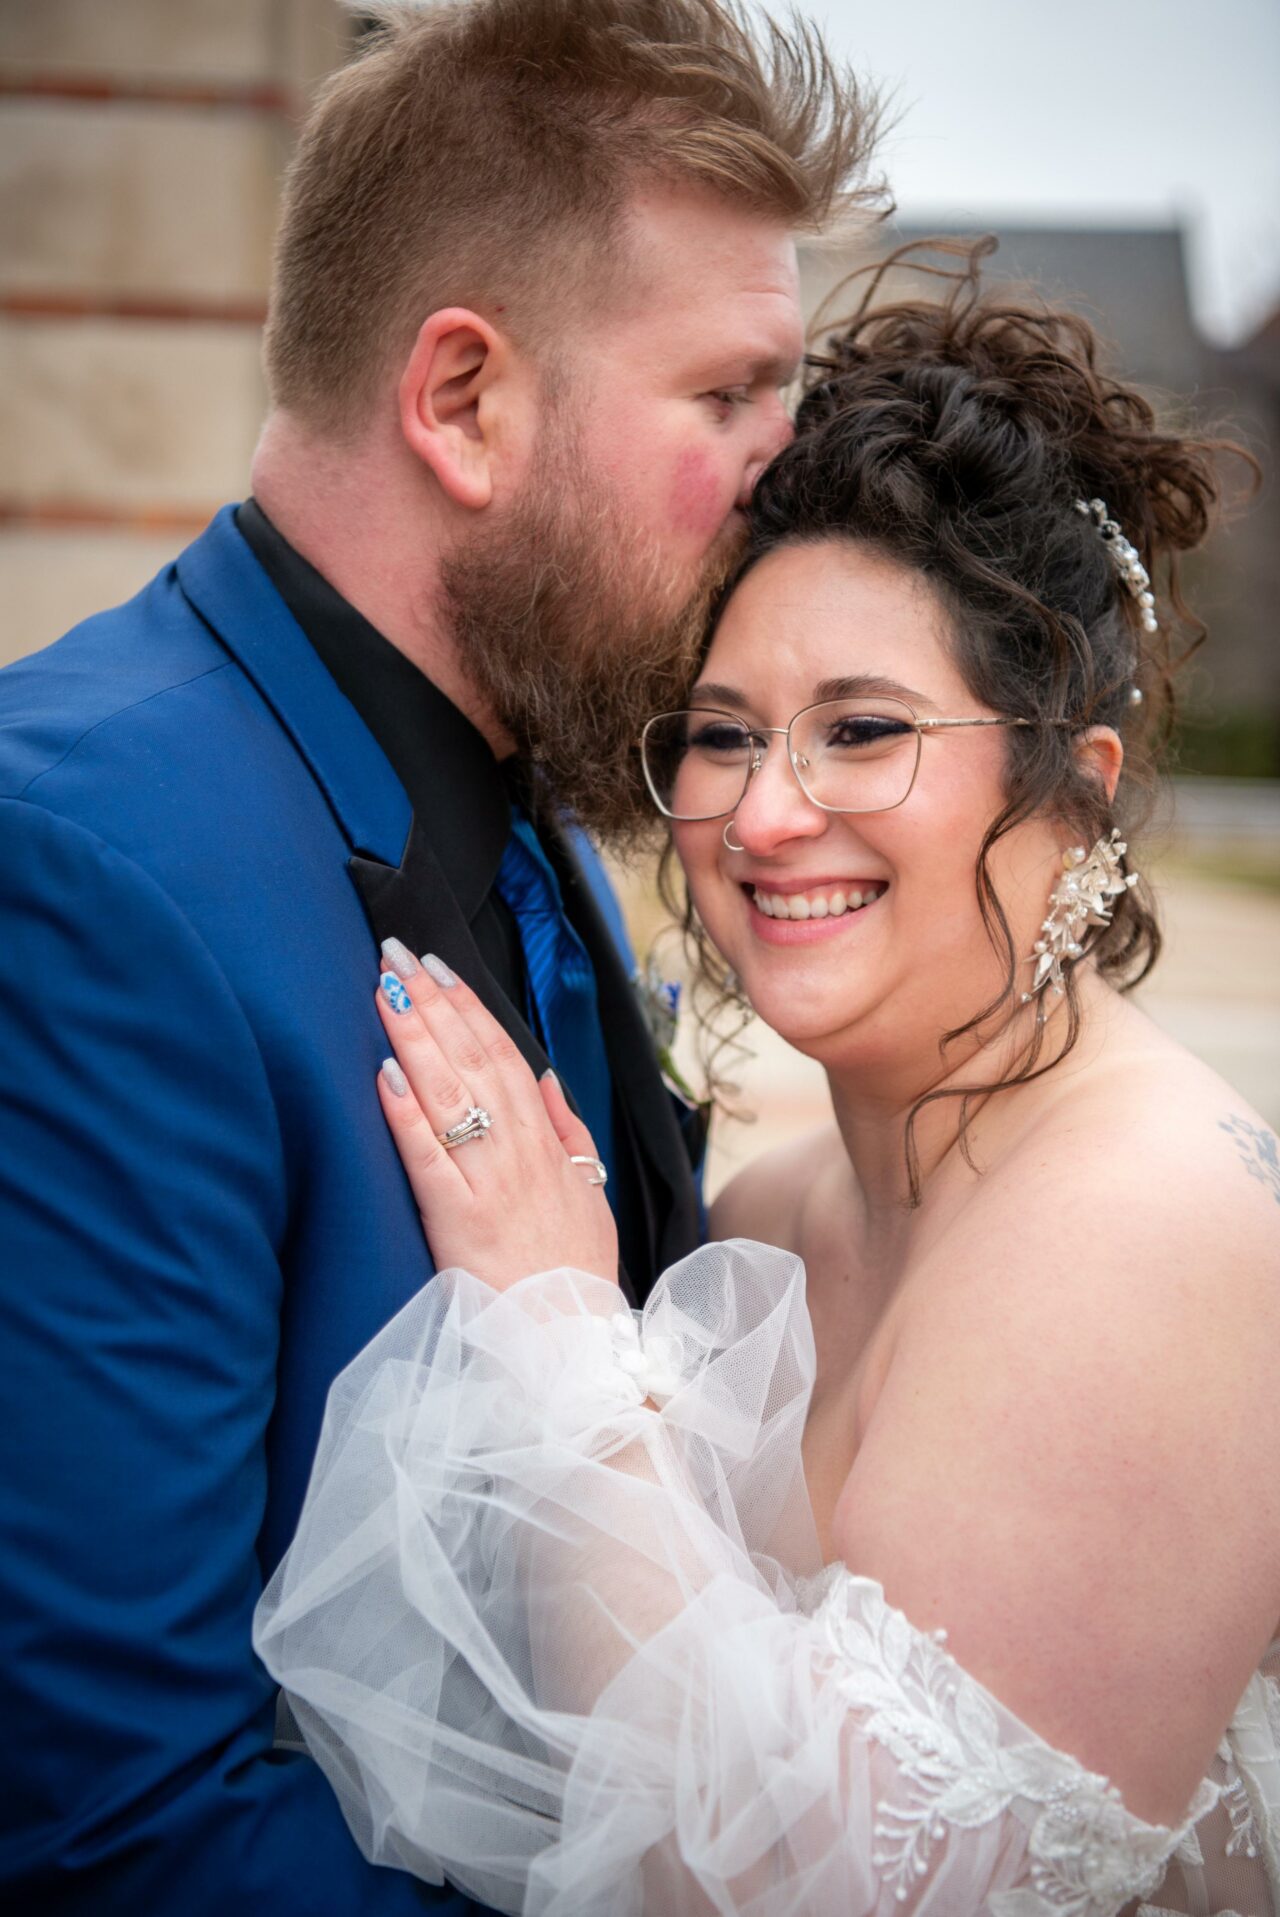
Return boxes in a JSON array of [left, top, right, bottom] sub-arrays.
[[688, 682, 750, 709], [813, 673, 937, 711], [690, 674, 938, 712]]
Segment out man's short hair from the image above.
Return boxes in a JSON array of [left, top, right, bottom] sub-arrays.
[[264, 0, 883, 437]]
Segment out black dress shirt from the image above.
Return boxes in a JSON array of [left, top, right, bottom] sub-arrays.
[[236, 497, 527, 1006], [235, 498, 702, 1300]]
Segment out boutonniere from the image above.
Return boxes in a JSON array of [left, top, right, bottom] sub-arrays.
[[633, 958, 702, 1108]]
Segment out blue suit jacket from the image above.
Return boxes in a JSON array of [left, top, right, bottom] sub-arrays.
[[0, 509, 700, 1913]]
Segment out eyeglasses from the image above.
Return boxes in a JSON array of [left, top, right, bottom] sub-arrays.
[[639, 696, 1040, 822]]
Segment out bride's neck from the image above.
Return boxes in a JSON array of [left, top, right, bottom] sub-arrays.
[[824, 969, 1114, 1241]]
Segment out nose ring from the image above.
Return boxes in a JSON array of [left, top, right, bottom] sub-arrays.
[[723, 820, 745, 853]]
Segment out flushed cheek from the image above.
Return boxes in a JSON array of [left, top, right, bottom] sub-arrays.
[[666, 446, 733, 541]]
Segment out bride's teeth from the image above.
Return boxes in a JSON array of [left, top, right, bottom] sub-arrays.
[[752, 882, 886, 919]]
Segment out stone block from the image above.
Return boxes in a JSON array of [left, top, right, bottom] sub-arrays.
[[0, 0, 278, 85], [0, 0, 353, 93], [0, 101, 280, 302], [2, 318, 265, 512]]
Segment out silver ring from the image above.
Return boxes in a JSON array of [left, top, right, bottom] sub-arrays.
[[569, 1154, 608, 1187], [437, 1105, 493, 1149], [722, 819, 745, 853]]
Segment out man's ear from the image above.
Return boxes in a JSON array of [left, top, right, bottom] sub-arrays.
[[1074, 724, 1124, 805], [397, 308, 513, 512]]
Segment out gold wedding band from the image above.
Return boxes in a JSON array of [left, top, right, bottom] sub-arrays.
[[569, 1154, 608, 1187]]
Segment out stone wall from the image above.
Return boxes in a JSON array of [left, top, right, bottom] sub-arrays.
[[0, 0, 352, 666], [4, 5, 1272, 750]]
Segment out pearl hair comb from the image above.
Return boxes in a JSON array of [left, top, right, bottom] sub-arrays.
[[1074, 497, 1158, 633]]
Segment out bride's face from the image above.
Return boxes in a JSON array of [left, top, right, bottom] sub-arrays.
[[672, 539, 1071, 1075]]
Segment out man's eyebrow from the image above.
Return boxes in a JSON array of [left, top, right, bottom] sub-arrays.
[[754, 351, 803, 386], [693, 351, 802, 388]]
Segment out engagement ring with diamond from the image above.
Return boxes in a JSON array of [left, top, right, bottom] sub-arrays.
[[437, 1106, 493, 1149]]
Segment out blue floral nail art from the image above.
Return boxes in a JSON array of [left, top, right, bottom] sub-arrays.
[[380, 972, 413, 1015]]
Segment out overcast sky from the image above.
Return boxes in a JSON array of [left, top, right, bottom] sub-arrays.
[[801, 0, 1279, 345]]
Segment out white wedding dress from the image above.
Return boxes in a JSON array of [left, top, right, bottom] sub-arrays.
[[254, 1241, 1280, 1916]]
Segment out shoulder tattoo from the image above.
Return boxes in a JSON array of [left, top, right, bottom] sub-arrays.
[[1218, 1113, 1280, 1207]]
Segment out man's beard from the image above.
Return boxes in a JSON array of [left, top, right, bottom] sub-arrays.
[[438, 437, 745, 848]]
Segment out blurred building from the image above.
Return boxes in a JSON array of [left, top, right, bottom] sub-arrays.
[[801, 222, 1280, 772], [3, 3, 1275, 783], [0, 0, 352, 667]]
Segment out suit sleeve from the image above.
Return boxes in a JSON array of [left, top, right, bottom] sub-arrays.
[[0, 799, 468, 1915]]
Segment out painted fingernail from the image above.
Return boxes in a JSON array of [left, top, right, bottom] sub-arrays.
[[380, 972, 413, 1015], [420, 953, 459, 989], [540, 1069, 561, 1091], [380, 937, 419, 981], [380, 1057, 409, 1097]]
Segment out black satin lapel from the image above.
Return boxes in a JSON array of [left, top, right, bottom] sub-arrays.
[[542, 830, 701, 1290], [347, 816, 547, 1083]]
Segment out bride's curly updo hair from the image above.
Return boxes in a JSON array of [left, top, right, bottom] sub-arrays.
[[667, 240, 1248, 1196]]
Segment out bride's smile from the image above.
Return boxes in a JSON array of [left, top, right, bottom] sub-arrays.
[[743, 878, 888, 928]]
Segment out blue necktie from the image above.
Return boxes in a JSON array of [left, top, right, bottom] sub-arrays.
[[495, 807, 616, 1201]]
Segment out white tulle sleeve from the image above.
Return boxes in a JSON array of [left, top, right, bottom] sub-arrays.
[[253, 1241, 1215, 1917]]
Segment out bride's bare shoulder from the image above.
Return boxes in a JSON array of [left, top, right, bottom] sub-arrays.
[[709, 1123, 845, 1254], [951, 1031, 1280, 1332], [1028, 1038, 1276, 1243]]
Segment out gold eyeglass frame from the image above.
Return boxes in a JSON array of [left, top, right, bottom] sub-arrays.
[[639, 696, 1041, 822]]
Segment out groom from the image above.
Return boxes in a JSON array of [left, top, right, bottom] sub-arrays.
[[0, 3, 875, 1910]]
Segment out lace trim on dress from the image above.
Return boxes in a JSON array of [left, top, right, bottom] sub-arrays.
[[799, 1567, 1219, 1916], [1220, 1735, 1258, 1861], [1224, 1666, 1280, 1883], [1134, 1908, 1250, 1916]]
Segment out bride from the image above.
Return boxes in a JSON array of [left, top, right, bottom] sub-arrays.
[[255, 270, 1280, 1915]]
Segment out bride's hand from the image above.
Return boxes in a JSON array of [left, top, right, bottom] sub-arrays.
[[374, 949, 620, 1291]]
